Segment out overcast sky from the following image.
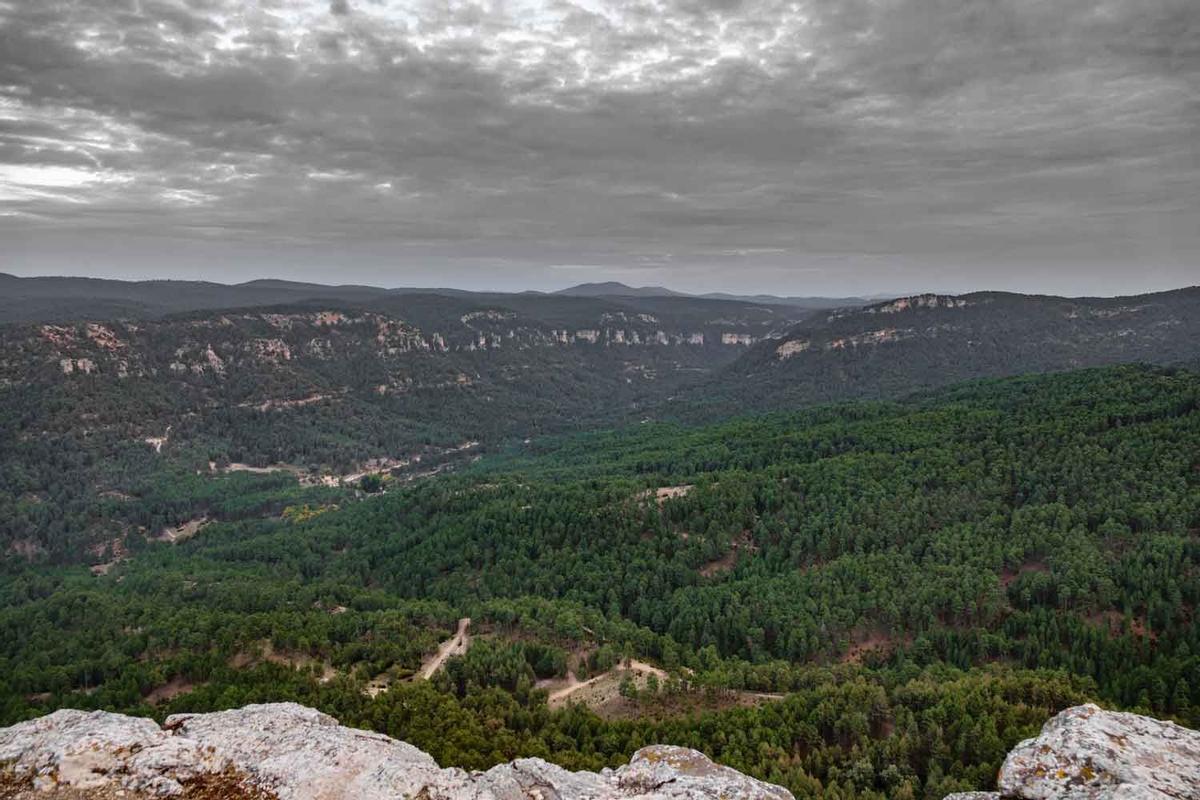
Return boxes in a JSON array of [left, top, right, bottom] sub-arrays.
[[1, 0, 1197, 296]]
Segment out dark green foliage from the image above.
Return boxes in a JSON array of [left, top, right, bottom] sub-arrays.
[[0, 294, 801, 560], [1, 365, 1199, 799]]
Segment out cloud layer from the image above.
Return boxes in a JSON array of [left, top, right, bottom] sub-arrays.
[[1, 0, 1197, 293]]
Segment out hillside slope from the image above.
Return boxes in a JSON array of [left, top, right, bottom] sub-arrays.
[[692, 287, 1200, 417], [0, 291, 802, 560], [2, 365, 1198, 799]]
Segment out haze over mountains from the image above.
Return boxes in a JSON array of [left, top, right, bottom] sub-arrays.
[[553, 281, 873, 308], [0, 274, 866, 324]]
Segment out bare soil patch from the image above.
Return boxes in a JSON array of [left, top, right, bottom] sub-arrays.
[[89, 537, 129, 576], [144, 675, 199, 705], [8, 539, 46, 559], [229, 641, 338, 683], [840, 628, 908, 664], [698, 531, 757, 577], [611, 688, 786, 721], [699, 548, 738, 577], [542, 658, 670, 714], [654, 485, 693, 503], [636, 485, 694, 506], [999, 559, 1049, 587], [157, 517, 209, 543], [1087, 609, 1156, 640]]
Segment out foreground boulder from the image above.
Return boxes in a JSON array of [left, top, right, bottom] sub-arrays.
[[945, 703, 1200, 800], [0, 702, 793, 799]]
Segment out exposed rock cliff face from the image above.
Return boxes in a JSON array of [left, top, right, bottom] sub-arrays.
[[0, 703, 793, 800], [944, 704, 1200, 800]]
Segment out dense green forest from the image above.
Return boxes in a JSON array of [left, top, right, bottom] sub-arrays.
[[3, 286, 1198, 564], [2, 364, 1198, 799]]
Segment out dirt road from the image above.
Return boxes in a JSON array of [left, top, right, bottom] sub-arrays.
[[419, 617, 471, 679]]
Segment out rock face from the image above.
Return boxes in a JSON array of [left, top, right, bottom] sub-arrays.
[[0, 702, 793, 800], [944, 703, 1200, 800]]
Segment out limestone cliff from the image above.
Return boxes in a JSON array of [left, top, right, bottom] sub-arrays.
[[0, 703, 793, 799]]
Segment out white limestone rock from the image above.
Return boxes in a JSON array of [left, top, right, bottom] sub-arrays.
[[614, 746, 794, 799], [164, 703, 451, 799], [997, 704, 1200, 800], [0, 708, 224, 795], [0, 702, 795, 800]]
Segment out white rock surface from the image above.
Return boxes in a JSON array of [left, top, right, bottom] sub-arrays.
[[0, 706, 223, 796], [997, 704, 1200, 800], [0, 702, 794, 800], [946, 703, 1200, 800]]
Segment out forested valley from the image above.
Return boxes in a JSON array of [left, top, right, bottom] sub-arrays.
[[2, 364, 1198, 799]]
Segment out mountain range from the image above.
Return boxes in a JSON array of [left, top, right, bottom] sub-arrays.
[[3, 276, 1199, 562], [553, 281, 873, 308], [0, 274, 863, 324], [4, 275, 1200, 800]]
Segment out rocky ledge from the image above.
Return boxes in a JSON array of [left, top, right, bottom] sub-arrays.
[[945, 703, 1200, 800], [2, 702, 1196, 800], [0, 702, 792, 799]]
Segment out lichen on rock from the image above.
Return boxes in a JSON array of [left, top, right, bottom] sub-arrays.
[[996, 703, 1200, 799], [0, 703, 795, 800], [946, 703, 1200, 800]]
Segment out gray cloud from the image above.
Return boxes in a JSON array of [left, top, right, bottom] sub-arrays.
[[0, 0, 1197, 295]]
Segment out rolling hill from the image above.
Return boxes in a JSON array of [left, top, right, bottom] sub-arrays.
[[0, 288, 805, 560], [688, 287, 1200, 417], [5, 281, 1200, 561]]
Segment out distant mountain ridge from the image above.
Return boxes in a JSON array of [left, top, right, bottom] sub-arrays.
[[0, 273, 393, 323], [554, 280, 870, 308], [553, 281, 688, 298], [0, 274, 854, 324], [689, 286, 1200, 417]]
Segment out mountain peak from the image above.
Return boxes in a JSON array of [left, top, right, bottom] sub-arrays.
[[554, 281, 685, 298]]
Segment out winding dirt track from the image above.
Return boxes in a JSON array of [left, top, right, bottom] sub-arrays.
[[545, 659, 669, 707], [419, 618, 471, 679], [546, 671, 603, 705]]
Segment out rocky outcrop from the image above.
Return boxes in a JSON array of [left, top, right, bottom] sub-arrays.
[[0, 702, 793, 800], [944, 703, 1200, 800], [5, 702, 1194, 800]]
